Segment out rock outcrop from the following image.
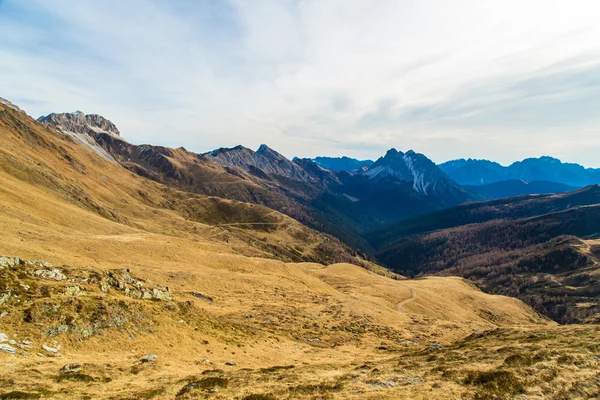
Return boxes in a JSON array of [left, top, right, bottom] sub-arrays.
[[37, 111, 121, 163], [206, 144, 313, 183]]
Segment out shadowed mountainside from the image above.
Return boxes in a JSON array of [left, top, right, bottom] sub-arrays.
[[372, 204, 600, 323], [368, 185, 600, 249], [464, 180, 577, 200]]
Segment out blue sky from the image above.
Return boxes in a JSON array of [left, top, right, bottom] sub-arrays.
[[1, 0, 600, 166]]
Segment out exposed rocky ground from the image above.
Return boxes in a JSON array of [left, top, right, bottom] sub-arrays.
[[0, 256, 176, 358]]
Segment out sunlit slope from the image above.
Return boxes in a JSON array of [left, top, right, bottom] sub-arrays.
[[0, 256, 557, 400], [0, 102, 370, 268]]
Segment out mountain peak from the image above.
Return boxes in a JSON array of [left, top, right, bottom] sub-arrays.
[[384, 148, 399, 158], [206, 144, 311, 182], [256, 144, 283, 159], [257, 143, 270, 153], [364, 148, 464, 196], [35, 110, 122, 163], [38, 111, 121, 137]]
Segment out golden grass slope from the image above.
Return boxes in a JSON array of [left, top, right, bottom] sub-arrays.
[[0, 254, 556, 400]]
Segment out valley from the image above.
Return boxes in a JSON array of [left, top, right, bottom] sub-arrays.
[[1, 98, 599, 399], [369, 189, 600, 323]]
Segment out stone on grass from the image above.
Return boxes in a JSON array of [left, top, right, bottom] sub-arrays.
[[0, 344, 16, 354], [141, 354, 158, 363], [61, 364, 83, 373], [43, 342, 61, 353]]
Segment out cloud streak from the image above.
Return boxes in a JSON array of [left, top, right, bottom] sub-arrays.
[[1, 0, 600, 166]]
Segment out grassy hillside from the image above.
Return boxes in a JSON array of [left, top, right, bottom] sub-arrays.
[[6, 255, 595, 400], [0, 104, 376, 269], [66, 129, 380, 251], [2, 99, 591, 399]]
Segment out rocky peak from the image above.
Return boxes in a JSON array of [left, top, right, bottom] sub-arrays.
[[205, 144, 312, 182], [256, 144, 284, 160], [364, 148, 462, 196], [37, 111, 121, 163], [384, 148, 400, 158], [38, 112, 120, 137], [364, 148, 412, 182]]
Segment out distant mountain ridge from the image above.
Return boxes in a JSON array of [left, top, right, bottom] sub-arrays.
[[465, 180, 578, 200], [310, 156, 373, 172], [440, 156, 600, 187]]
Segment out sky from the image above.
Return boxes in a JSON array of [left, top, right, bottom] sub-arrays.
[[1, 0, 600, 166]]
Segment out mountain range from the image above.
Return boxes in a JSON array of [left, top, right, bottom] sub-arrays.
[[2, 97, 600, 398], [35, 109, 600, 253], [310, 154, 600, 193], [27, 107, 600, 322], [36, 112, 477, 250], [439, 157, 600, 187]]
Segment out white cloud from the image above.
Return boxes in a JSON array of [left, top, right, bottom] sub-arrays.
[[1, 0, 600, 166]]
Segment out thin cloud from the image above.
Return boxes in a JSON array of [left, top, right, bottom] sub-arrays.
[[1, 0, 599, 166]]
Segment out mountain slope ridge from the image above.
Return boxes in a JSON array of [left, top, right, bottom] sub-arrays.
[[38, 111, 479, 250]]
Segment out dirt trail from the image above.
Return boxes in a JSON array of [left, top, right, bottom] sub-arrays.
[[398, 288, 417, 312], [214, 222, 286, 226]]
